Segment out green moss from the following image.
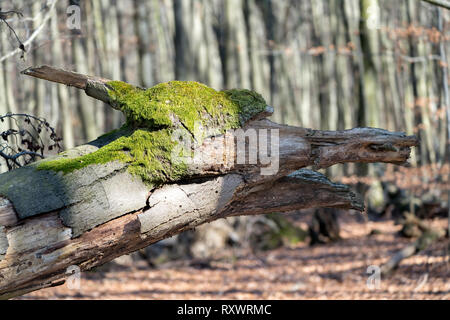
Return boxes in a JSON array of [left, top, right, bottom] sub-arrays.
[[37, 80, 268, 185], [37, 126, 188, 186], [106, 80, 267, 133], [267, 213, 308, 246], [249, 213, 308, 251]]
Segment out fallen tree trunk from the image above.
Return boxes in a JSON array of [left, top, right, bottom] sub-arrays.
[[0, 66, 418, 299]]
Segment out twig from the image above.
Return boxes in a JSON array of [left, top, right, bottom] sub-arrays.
[[0, 0, 59, 64], [421, 0, 450, 10], [0, 113, 62, 170], [381, 227, 446, 275], [0, 9, 23, 20], [0, 9, 25, 52]]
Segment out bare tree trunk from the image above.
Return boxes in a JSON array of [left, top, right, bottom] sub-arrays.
[[436, 8, 450, 239], [71, 1, 98, 142], [135, 0, 154, 88], [101, 0, 123, 130], [224, 0, 251, 89], [174, 0, 194, 80]]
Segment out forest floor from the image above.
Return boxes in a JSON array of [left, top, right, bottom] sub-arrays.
[[18, 214, 449, 300]]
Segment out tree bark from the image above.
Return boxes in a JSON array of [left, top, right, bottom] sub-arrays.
[[0, 66, 418, 299]]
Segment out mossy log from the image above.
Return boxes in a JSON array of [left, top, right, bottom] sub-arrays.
[[0, 66, 418, 299]]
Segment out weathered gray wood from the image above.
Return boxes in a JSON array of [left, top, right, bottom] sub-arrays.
[[21, 66, 114, 106], [224, 169, 364, 217], [0, 118, 416, 237], [0, 65, 419, 299], [138, 174, 245, 237], [0, 169, 363, 299], [138, 169, 363, 239], [0, 227, 7, 261], [0, 161, 149, 237], [0, 198, 17, 227]]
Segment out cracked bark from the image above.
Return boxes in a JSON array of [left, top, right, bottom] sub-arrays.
[[0, 66, 418, 299]]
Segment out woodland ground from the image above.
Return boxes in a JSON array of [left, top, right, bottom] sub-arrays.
[[17, 213, 449, 300]]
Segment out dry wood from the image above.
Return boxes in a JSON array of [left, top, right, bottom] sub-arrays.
[[0, 197, 17, 227], [0, 65, 419, 299], [21, 66, 114, 107], [381, 227, 446, 275]]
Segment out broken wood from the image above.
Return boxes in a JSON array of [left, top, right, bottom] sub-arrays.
[[381, 227, 446, 275], [0, 65, 418, 299], [381, 213, 447, 275]]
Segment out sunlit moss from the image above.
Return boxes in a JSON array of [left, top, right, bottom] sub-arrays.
[[37, 80, 268, 185], [107, 80, 267, 132]]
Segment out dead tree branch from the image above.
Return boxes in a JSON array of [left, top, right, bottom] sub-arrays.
[[0, 65, 419, 299], [381, 227, 446, 275], [421, 0, 450, 10]]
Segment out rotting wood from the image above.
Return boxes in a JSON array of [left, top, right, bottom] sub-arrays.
[[381, 227, 446, 275], [0, 169, 362, 298], [0, 65, 419, 299], [0, 197, 17, 227]]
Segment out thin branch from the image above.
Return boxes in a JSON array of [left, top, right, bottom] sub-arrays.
[[0, 113, 62, 170], [0, 11, 25, 51], [0, 9, 23, 20], [0, 0, 59, 64], [5, 150, 45, 161], [421, 0, 450, 10], [21, 65, 114, 106]]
